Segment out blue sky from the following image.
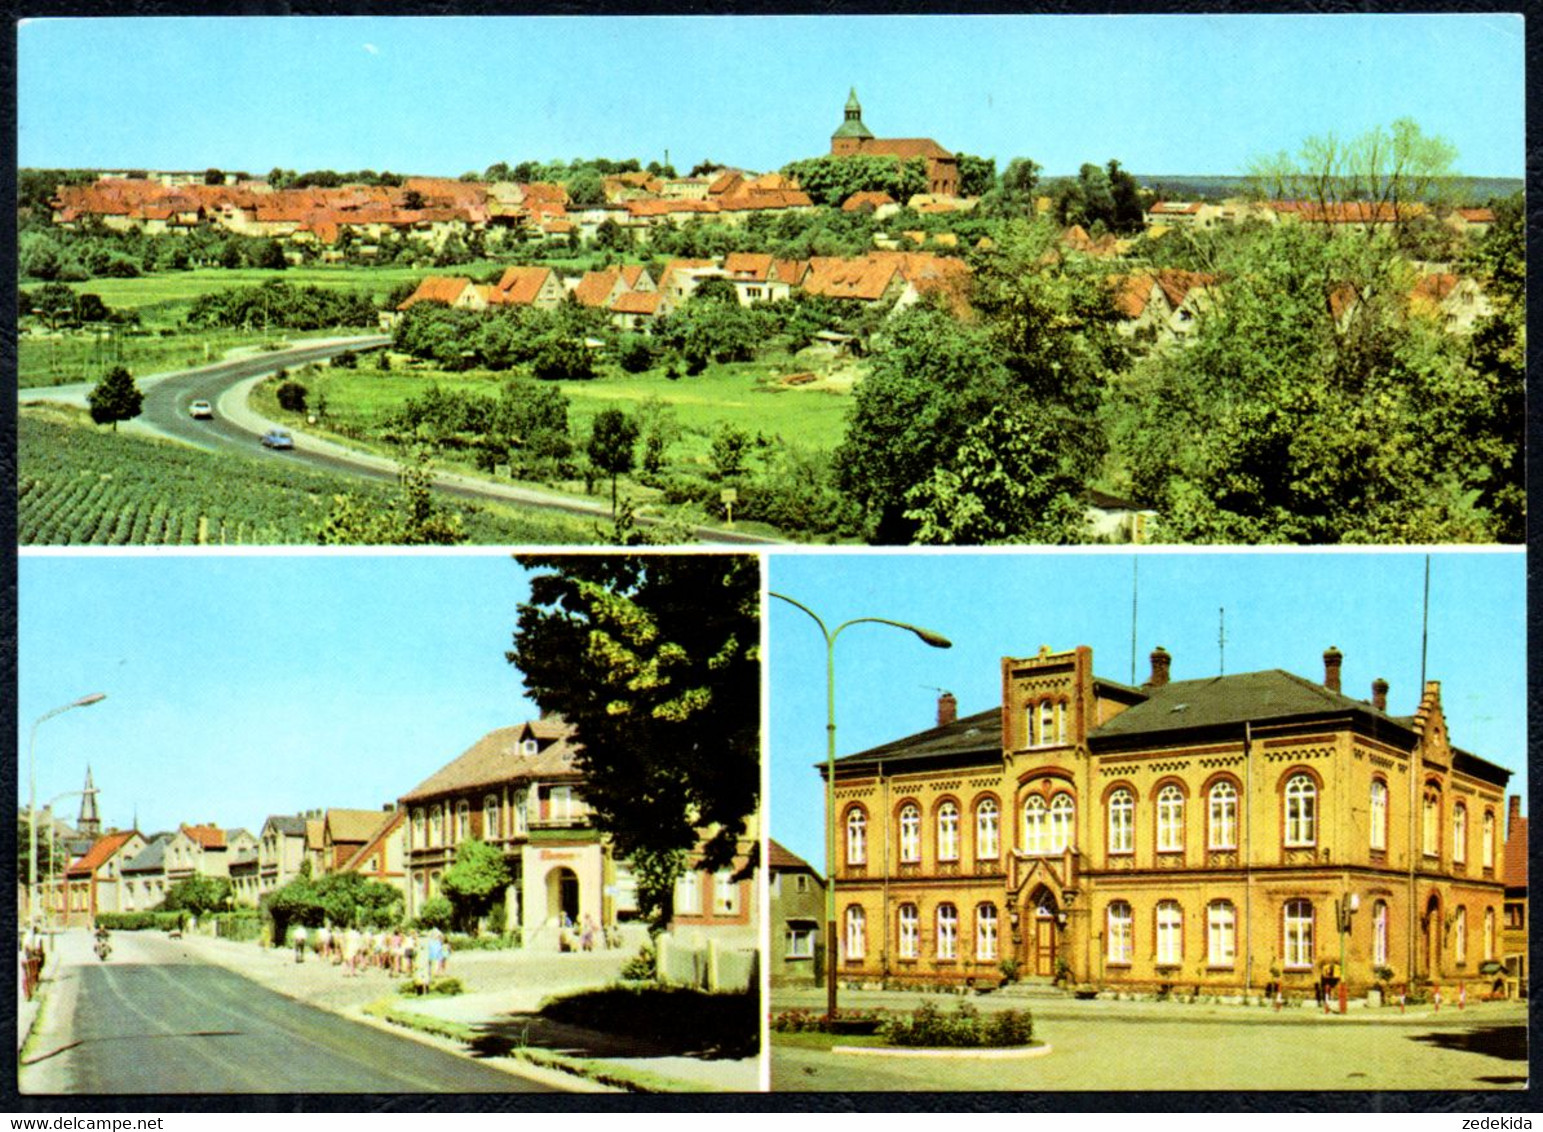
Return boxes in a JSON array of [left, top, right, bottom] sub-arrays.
[[17, 553, 541, 838], [768, 550, 1527, 872], [18, 14, 1525, 178]]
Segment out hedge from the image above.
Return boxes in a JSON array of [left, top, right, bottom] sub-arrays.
[[94, 911, 184, 932]]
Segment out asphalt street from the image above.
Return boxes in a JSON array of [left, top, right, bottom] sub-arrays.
[[20, 930, 565, 1095]]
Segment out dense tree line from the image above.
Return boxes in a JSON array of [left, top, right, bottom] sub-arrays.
[[184, 280, 377, 331], [778, 154, 929, 208]]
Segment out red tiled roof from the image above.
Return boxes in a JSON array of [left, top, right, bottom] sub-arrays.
[[66, 831, 139, 877], [611, 290, 661, 315], [1148, 201, 1203, 215], [842, 190, 895, 212], [398, 275, 472, 310], [1107, 273, 1161, 319], [625, 199, 720, 217], [492, 266, 556, 306], [1411, 273, 1459, 304], [1504, 814, 1527, 888], [855, 138, 954, 160], [724, 252, 774, 282], [1154, 268, 1219, 309], [768, 838, 818, 874], [573, 269, 622, 307], [804, 256, 903, 302], [771, 259, 810, 286], [618, 264, 653, 291], [181, 823, 226, 850], [1456, 208, 1495, 223]]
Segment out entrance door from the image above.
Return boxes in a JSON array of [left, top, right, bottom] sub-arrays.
[[1032, 899, 1058, 977]]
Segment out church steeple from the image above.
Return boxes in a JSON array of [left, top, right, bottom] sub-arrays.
[[77, 766, 100, 839], [832, 87, 875, 149]]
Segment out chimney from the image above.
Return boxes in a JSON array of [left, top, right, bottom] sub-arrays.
[[1323, 647, 1343, 694], [937, 691, 957, 728], [1371, 678, 1389, 713], [1146, 647, 1171, 688], [1509, 794, 1522, 838]]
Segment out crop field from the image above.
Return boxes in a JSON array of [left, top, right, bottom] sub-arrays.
[[17, 408, 601, 546]]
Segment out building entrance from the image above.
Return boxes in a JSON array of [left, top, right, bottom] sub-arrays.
[[547, 866, 580, 925], [1027, 890, 1059, 977]]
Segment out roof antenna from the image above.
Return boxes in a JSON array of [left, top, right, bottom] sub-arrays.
[[1219, 606, 1226, 676]]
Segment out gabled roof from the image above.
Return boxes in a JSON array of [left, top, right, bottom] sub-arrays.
[[263, 814, 308, 838], [769, 838, 821, 877], [803, 256, 904, 302], [180, 823, 226, 850], [305, 819, 325, 851], [492, 265, 556, 306], [67, 831, 141, 877], [573, 269, 623, 307], [340, 809, 404, 873], [1107, 273, 1163, 319], [1154, 269, 1219, 309], [855, 138, 954, 161], [842, 190, 896, 212], [401, 719, 584, 803], [724, 252, 775, 281], [325, 809, 392, 845], [1503, 814, 1528, 889], [611, 290, 662, 315], [398, 275, 472, 310], [121, 835, 172, 875]]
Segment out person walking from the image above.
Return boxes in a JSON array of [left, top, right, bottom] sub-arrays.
[[342, 925, 361, 977], [316, 923, 332, 964], [292, 922, 307, 964], [411, 934, 431, 995]]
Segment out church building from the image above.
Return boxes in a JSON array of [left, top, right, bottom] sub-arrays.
[[824, 644, 1511, 1000], [830, 89, 961, 198]]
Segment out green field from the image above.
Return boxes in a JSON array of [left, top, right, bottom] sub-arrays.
[[25, 264, 444, 311], [17, 406, 603, 546], [17, 328, 306, 389]]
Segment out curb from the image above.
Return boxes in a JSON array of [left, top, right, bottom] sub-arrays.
[[834, 1042, 1052, 1060]]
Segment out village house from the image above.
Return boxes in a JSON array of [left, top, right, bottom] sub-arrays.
[[338, 809, 409, 900], [61, 830, 147, 926], [769, 839, 826, 987], [120, 834, 173, 912], [824, 644, 1510, 1001], [1409, 272, 1493, 334]]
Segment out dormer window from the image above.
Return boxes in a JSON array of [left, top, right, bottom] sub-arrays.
[[522, 739, 539, 756]]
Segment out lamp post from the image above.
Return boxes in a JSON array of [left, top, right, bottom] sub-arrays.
[[1335, 893, 1359, 1015], [770, 591, 951, 1020], [28, 694, 106, 928], [37, 790, 84, 926]]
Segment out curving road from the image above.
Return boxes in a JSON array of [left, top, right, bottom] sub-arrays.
[[19, 335, 782, 546]]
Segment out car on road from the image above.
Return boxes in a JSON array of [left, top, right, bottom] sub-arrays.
[[260, 428, 295, 451], [188, 400, 214, 419]]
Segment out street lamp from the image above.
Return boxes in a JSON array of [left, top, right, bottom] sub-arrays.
[[28, 694, 106, 927], [36, 791, 84, 927], [770, 591, 951, 1020], [1335, 893, 1359, 1014]]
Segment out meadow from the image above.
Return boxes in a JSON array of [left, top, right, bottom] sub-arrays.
[[16, 406, 603, 546]]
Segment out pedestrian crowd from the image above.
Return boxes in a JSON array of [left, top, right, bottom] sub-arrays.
[[286, 924, 452, 994]]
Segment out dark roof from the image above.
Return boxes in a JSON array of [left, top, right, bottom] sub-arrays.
[[264, 815, 308, 837], [1089, 669, 1404, 744], [121, 835, 171, 875], [832, 708, 1001, 773]]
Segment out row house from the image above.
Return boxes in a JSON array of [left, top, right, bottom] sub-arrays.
[[60, 831, 147, 926], [164, 823, 254, 882], [825, 644, 1510, 999], [120, 833, 172, 912], [321, 808, 398, 872], [769, 839, 827, 987], [338, 810, 408, 895]]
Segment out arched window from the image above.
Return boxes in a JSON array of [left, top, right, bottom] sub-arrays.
[[1156, 901, 1183, 965], [1373, 900, 1389, 967], [429, 807, 444, 847], [1422, 788, 1441, 857], [1484, 907, 1496, 961], [1055, 701, 1068, 745], [1207, 901, 1236, 966], [937, 904, 958, 960], [1040, 701, 1054, 746], [1157, 785, 1185, 852], [1024, 704, 1038, 748], [1108, 788, 1134, 855], [1208, 781, 1238, 850], [484, 795, 500, 841], [1049, 794, 1075, 854], [975, 797, 999, 860], [1369, 779, 1388, 852], [845, 807, 867, 866], [1483, 810, 1496, 869], [1283, 899, 1314, 969], [898, 903, 920, 959], [1023, 796, 1049, 855], [1284, 775, 1317, 847], [976, 904, 998, 961], [1453, 803, 1468, 865], [1107, 901, 1133, 964], [898, 804, 921, 863], [937, 802, 960, 862], [411, 808, 425, 849], [1454, 906, 1468, 964], [844, 905, 866, 961], [456, 800, 471, 842]]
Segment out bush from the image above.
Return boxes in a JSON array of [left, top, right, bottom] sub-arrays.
[[619, 943, 657, 982], [415, 895, 454, 932], [95, 911, 184, 932], [445, 931, 521, 952], [332, 349, 357, 369], [616, 334, 654, 374], [879, 1001, 1033, 1048], [400, 976, 465, 997], [210, 911, 263, 941], [276, 380, 308, 412]]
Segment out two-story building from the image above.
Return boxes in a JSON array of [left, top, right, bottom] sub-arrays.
[[824, 644, 1510, 999], [769, 839, 826, 987], [61, 830, 147, 925]]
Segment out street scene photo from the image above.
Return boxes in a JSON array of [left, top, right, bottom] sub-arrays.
[[767, 552, 1527, 1091], [18, 553, 763, 1095], [15, 14, 1525, 546]]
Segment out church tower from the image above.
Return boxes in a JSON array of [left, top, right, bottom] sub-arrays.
[[77, 766, 101, 839], [831, 87, 874, 155]]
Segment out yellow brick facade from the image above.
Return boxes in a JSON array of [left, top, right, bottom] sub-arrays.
[[826, 646, 1510, 999]]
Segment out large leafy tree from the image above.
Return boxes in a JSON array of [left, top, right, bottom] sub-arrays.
[[780, 154, 928, 208], [508, 555, 759, 932], [162, 875, 233, 916], [440, 838, 512, 933], [87, 366, 144, 430]]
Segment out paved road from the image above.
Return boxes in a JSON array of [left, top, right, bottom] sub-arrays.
[[20, 930, 565, 1095], [20, 336, 781, 546], [770, 988, 1529, 1092]]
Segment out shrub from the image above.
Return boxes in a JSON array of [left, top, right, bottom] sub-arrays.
[[879, 1001, 1033, 1048], [94, 911, 184, 932], [415, 895, 454, 932], [400, 976, 465, 997], [276, 380, 308, 412], [445, 931, 521, 952], [616, 334, 654, 374], [332, 349, 357, 369], [619, 943, 657, 982]]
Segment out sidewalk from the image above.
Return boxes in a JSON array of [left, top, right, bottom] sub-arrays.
[[178, 933, 759, 1091]]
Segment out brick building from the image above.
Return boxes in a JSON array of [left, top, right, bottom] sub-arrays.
[[824, 644, 1511, 1000], [830, 89, 960, 198]]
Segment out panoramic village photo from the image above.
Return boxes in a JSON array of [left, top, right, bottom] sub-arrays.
[[17, 553, 763, 1094], [767, 553, 1527, 1091], [14, 15, 1525, 547]]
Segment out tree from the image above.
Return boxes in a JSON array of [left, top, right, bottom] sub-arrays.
[[416, 895, 454, 932], [204, 168, 224, 186], [315, 449, 466, 545], [902, 405, 1088, 544], [508, 555, 759, 933], [276, 379, 308, 412], [255, 239, 288, 270], [440, 839, 512, 933], [709, 423, 751, 479], [87, 366, 143, 430], [956, 153, 997, 198], [30, 281, 79, 329], [162, 875, 234, 916], [1000, 157, 1042, 200], [1106, 160, 1146, 233], [314, 872, 403, 930], [587, 408, 639, 520]]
